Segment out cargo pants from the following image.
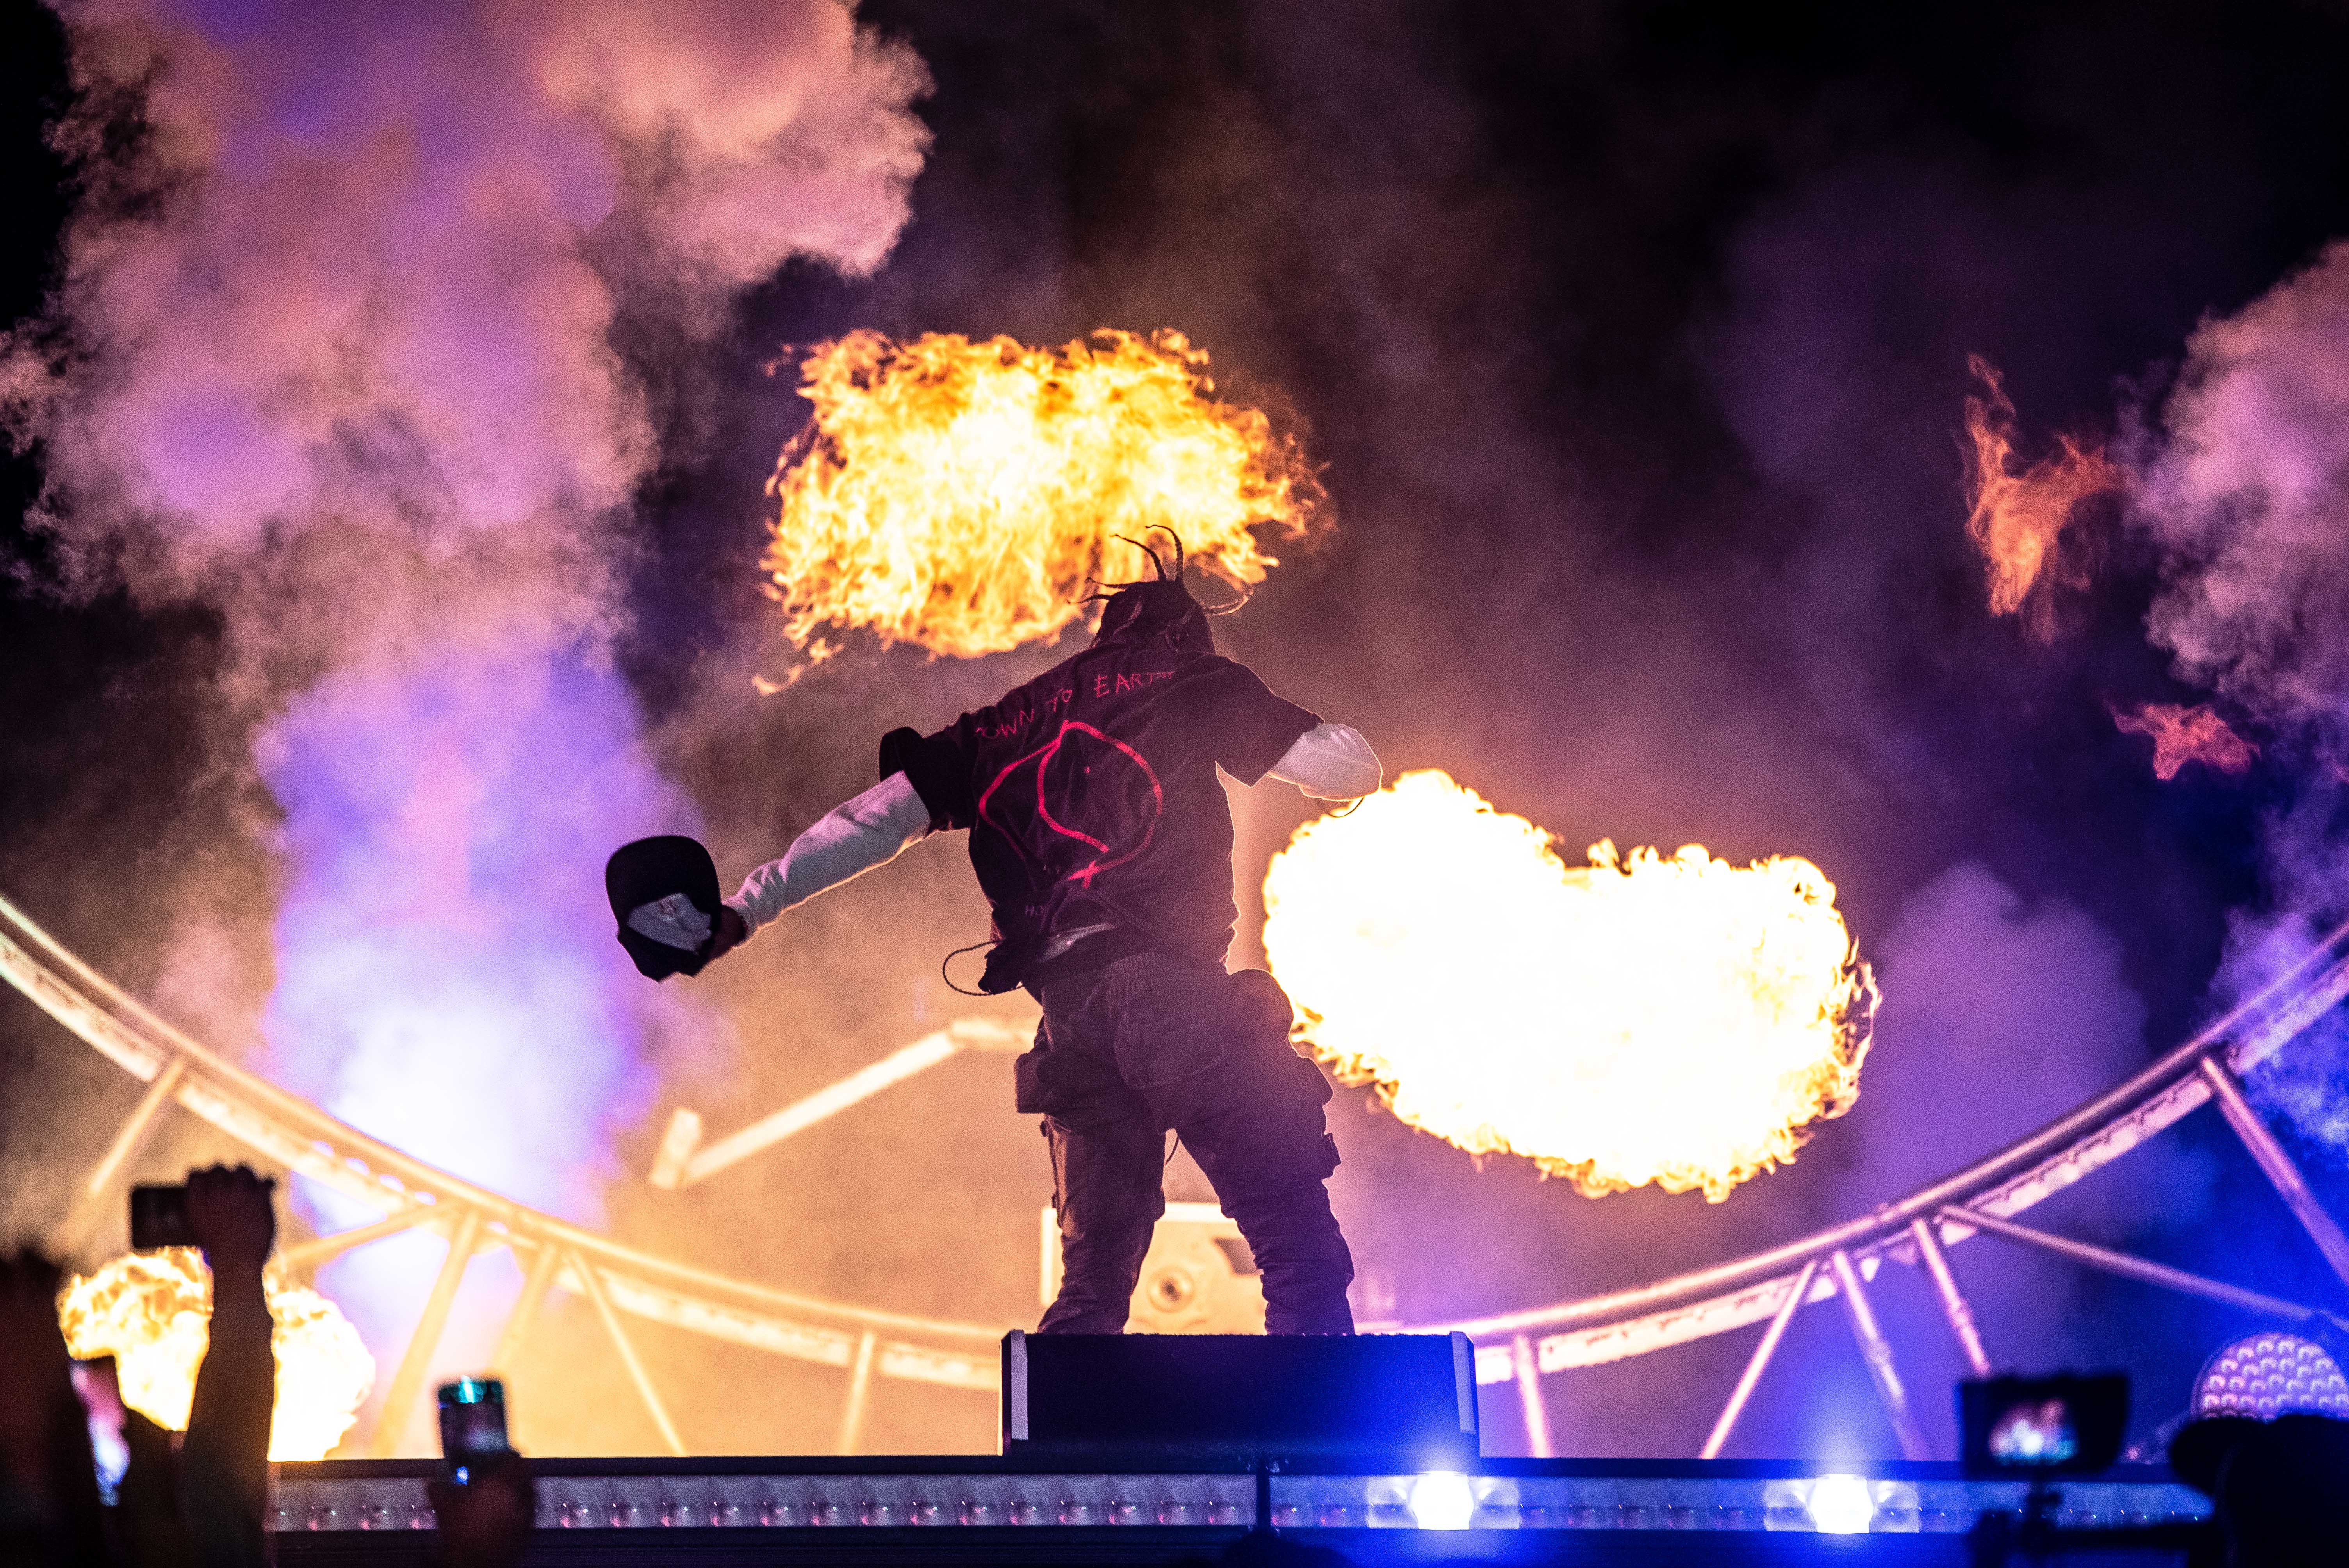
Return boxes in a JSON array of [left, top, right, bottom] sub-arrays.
[[1018, 950, 1355, 1335]]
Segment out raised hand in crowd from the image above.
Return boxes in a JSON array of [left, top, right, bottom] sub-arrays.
[[176, 1165, 278, 1568]]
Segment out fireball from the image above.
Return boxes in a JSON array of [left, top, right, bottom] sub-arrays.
[[1261, 770, 1877, 1202], [763, 329, 1322, 659], [57, 1249, 375, 1461]]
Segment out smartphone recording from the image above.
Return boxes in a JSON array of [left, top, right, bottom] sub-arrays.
[[128, 1184, 196, 1251], [437, 1377, 512, 1485], [1959, 1373, 2129, 1475]]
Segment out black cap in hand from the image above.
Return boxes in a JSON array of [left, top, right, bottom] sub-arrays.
[[606, 836, 721, 980]]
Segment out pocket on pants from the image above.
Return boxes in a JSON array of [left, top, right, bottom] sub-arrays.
[[1017, 1032, 1151, 1130], [1280, 1046, 1336, 1111], [1227, 968, 1295, 1040]]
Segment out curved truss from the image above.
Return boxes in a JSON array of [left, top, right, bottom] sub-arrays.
[[7, 886, 2348, 1459], [1439, 915, 2349, 1455], [0, 893, 1007, 1457]]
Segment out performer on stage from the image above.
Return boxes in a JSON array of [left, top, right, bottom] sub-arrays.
[[700, 540, 1379, 1334]]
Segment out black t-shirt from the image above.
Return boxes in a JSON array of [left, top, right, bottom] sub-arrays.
[[885, 645, 1319, 970]]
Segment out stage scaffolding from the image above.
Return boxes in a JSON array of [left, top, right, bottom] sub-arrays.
[[5, 889, 2346, 1458]]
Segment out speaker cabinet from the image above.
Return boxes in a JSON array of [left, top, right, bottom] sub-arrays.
[[1001, 1331, 1479, 1466]]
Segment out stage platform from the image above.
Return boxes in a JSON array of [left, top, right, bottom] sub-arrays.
[[265, 1456, 2210, 1564]]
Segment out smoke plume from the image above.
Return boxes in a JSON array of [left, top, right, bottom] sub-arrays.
[[2123, 243, 2349, 1156], [2, 0, 928, 1440], [2139, 240, 2349, 751], [1846, 863, 2153, 1210], [9, 0, 926, 590]]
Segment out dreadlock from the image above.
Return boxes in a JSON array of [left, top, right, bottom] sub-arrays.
[[1090, 526, 1212, 648], [1086, 526, 1226, 654]]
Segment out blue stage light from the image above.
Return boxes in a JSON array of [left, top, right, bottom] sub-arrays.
[[2194, 1331, 2349, 1420], [1407, 1472, 1477, 1530]]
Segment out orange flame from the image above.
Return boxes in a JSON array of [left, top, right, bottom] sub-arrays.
[[2114, 702, 2258, 780], [57, 1250, 375, 1461], [1962, 356, 2124, 636], [762, 329, 1323, 660], [1261, 771, 1877, 1203]]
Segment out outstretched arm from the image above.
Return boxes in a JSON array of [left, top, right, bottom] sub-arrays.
[[180, 1165, 276, 1568], [706, 773, 934, 960], [1266, 722, 1382, 800]]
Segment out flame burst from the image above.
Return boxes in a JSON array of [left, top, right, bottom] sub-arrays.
[[1963, 355, 2125, 636], [1261, 771, 1877, 1202], [57, 1250, 375, 1461], [763, 330, 1322, 659], [2114, 702, 2258, 780]]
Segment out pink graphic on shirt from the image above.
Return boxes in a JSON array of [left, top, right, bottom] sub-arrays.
[[978, 720, 1165, 889]]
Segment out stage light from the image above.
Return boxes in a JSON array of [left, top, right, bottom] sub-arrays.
[[1804, 1474, 1875, 1534], [1408, 1472, 1476, 1530], [2193, 1331, 2349, 1420]]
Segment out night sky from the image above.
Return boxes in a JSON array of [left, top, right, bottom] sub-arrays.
[[5, 0, 2348, 1460]]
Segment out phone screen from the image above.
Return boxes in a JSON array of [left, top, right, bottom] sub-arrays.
[[128, 1185, 196, 1251], [436, 1377, 510, 1484], [1986, 1397, 2080, 1466]]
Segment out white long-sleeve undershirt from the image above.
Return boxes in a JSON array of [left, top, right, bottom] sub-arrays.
[[722, 721, 1381, 944], [1266, 722, 1382, 799], [725, 772, 934, 938]]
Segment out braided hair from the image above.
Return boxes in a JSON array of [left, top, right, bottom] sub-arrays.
[[1088, 529, 1241, 655]]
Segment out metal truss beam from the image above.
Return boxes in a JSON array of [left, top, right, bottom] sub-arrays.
[[1944, 1204, 2338, 1326], [572, 1249, 686, 1457], [652, 1018, 1035, 1190], [2199, 1057, 2349, 1294], [276, 1211, 430, 1273], [836, 1332, 879, 1456], [1700, 1256, 1819, 1460], [56, 1056, 186, 1252], [1511, 1334, 1555, 1458], [492, 1241, 563, 1372], [368, 1210, 485, 1458], [1828, 1250, 1930, 1461], [1910, 1217, 1993, 1377]]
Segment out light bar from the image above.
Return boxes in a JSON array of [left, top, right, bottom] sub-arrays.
[[1260, 1473, 2205, 1532], [266, 1468, 2210, 1534], [270, 1473, 1255, 1532]]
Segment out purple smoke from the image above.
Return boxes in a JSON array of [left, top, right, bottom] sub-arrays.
[[13, 0, 926, 572], [260, 649, 676, 1221], [1846, 862, 2153, 1210], [260, 645, 706, 1429], [5, 0, 931, 1448], [2139, 240, 2349, 752], [2129, 243, 2349, 1158]]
